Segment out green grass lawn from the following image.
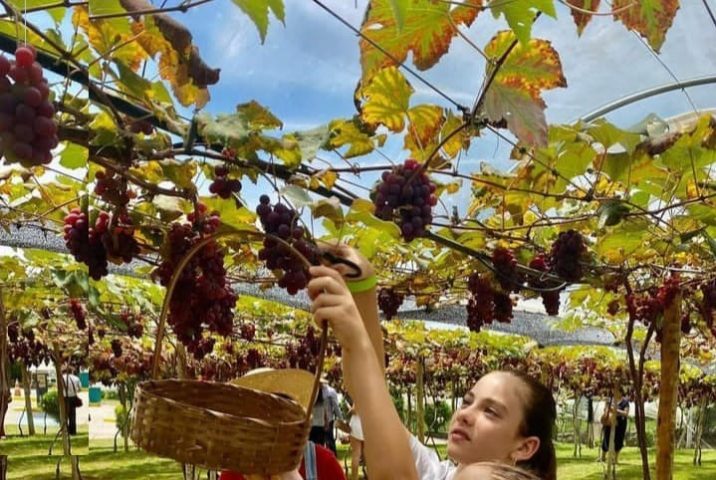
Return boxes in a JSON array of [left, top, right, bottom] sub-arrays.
[[0, 437, 714, 479], [1, 424, 89, 458]]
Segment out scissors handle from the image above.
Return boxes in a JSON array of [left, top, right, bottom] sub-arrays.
[[319, 250, 363, 279]]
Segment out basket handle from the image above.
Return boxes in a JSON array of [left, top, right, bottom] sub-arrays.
[[151, 228, 329, 424]]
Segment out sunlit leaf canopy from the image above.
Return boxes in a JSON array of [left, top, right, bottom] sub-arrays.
[[0, 0, 715, 375]]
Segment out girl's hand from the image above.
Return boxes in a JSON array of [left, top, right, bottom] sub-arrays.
[[308, 266, 367, 348], [317, 242, 375, 282]]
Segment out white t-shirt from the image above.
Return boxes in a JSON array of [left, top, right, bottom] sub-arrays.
[[63, 374, 81, 398], [409, 434, 457, 480]]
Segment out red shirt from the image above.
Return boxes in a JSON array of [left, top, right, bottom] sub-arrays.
[[220, 443, 345, 480]]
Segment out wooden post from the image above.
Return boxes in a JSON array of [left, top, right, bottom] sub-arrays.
[[0, 288, 9, 441], [693, 397, 706, 466], [572, 393, 582, 458], [21, 362, 35, 436], [416, 357, 425, 443], [656, 295, 681, 480]]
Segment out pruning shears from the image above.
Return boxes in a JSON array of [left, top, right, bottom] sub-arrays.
[[318, 249, 363, 279]]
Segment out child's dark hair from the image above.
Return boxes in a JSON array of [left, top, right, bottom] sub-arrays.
[[504, 370, 557, 480]]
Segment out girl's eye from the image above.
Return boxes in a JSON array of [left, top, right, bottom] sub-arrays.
[[485, 407, 499, 417], [461, 397, 472, 408]]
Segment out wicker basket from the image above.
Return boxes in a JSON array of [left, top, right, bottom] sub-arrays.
[[130, 230, 327, 475]]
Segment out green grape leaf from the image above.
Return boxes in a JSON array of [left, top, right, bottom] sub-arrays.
[[231, 0, 285, 43], [489, 0, 556, 44], [59, 143, 89, 170]]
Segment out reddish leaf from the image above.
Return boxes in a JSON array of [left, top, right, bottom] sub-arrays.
[[359, 0, 482, 82], [566, 0, 602, 35], [612, 0, 680, 52], [482, 31, 566, 146]]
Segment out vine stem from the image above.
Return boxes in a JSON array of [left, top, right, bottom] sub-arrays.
[[0, 0, 87, 18], [89, 0, 214, 20]]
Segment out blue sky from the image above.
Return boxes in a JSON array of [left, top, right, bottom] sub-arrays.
[[17, 1, 716, 224], [167, 0, 716, 216]]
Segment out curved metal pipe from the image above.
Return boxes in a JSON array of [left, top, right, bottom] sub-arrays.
[[579, 75, 716, 123]]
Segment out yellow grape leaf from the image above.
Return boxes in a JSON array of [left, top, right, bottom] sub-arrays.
[[327, 118, 376, 158], [612, 0, 679, 53], [359, 0, 482, 82], [361, 66, 412, 132], [407, 104, 444, 148], [130, 20, 211, 108], [72, 7, 147, 71], [483, 31, 566, 146], [566, 0, 601, 35]]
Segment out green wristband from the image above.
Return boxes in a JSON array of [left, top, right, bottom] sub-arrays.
[[346, 275, 377, 293]]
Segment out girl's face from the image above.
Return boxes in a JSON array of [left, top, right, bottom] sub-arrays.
[[447, 372, 538, 465]]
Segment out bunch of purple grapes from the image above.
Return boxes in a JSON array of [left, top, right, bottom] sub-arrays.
[[0, 45, 58, 167], [155, 205, 236, 359], [465, 273, 513, 332], [69, 298, 86, 330], [528, 254, 561, 316], [549, 230, 586, 282], [209, 165, 242, 199], [256, 195, 320, 295], [372, 159, 437, 241], [378, 288, 404, 320]]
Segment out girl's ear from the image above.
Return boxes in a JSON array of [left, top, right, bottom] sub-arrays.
[[512, 436, 540, 463]]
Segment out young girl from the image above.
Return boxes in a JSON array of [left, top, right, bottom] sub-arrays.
[[307, 245, 557, 480]]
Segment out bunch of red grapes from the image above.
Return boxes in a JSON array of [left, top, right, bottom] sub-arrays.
[[549, 230, 586, 282], [466, 273, 513, 332], [701, 279, 716, 330], [209, 165, 242, 199], [63, 208, 140, 279], [0, 45, 58, 167], [528, 254, 561, 316], [372, 159, 436, 241], [155, 204, 236, 359], [625, 275, 682, 342], [95, 170, 134, 206], [8, 324, 50, 367], [120, 309, 144, 339], [256, 195, 320, 295], [492, 247, 523, 292], [68, 298, 86, 330], [378, 288, 404, 320]]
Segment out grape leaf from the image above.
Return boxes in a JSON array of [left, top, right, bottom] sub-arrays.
[[483, 31, 566, 146], [72, 7, 147, 71], [231, 0, 285, 43], [195, 101, 282, 155], [361, 66, 412, 132], [8, 0, 65, 23], [566, 0, 601, 35], [489, 0, 556, 45], [327, 118, 379, 158], [359, 0, 482, 82], [59, 143, 89, 170], [612, 0, 679, 52], [388, 0, 409, 31]]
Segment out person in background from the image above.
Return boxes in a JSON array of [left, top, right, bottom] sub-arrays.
[[347, 401, 365, 480], [309, 387, 329, 446], [62, 365, 82, 436], [600, 395, 629, 464], [321, 379, 342, 456]]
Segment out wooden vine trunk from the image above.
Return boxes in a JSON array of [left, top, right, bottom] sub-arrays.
[[0, 289, 9, 441], [656, 296, 681, 480], [21, 362, 35, 436], [416, 358, 425, 443]]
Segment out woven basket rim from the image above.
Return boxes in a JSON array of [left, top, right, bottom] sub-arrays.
[[135, 379, 308, 428]]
